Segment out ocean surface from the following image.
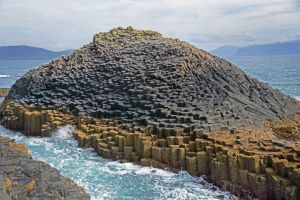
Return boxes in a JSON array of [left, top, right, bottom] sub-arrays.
[[227, 55, 300, 99], [0, 55, 299, 199], [0, 59, 49, 88]]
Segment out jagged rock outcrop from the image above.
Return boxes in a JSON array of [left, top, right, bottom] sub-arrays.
[[0, 136, 90, 200], [1, 27, 300, 200]]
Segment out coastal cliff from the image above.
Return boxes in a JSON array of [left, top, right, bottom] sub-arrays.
[[1, 27, 300, 200]]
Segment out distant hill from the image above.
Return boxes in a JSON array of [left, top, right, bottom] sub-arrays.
[[210, 45, 239, 58], [0, 45, 73, 60], [212, 39, 300, 58]]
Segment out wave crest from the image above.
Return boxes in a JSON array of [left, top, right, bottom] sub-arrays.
[[51, 125, 75, 139]]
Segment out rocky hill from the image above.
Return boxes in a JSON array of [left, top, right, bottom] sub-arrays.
[[5, 27, 300, 133], [0, 136, 90, 199], [1, 27, 300, 200]]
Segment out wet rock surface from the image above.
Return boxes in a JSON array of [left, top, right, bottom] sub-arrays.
[[0, 136, 90, 200], [5, 27, 300, 133]]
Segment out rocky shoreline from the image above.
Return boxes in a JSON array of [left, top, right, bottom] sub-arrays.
[[0, 134, 90, 200], [2, 102, 300, 199], [1, 27, 300, 200]]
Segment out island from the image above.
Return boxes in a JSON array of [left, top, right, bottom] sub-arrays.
[[1, 27, 300, 200]]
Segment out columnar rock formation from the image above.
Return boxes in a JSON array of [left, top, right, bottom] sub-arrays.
[[1, 27, 300, 200], [0, 136, 90, 199], [0, 88, 9, 97], [5, 27, 299, 131]]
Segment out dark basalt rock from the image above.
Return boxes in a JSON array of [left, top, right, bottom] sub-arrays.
[[5, 27, 300, 133], [2, 27, 300, 200], [0, 136, 90, 200]]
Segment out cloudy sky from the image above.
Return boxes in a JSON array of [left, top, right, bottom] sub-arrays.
[[0, 0, 299, 51]]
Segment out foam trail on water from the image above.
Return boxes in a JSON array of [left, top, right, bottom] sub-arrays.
[[0, 74, 11, 78], [295, 96, 300, 101], [0, 125, 239, 200]]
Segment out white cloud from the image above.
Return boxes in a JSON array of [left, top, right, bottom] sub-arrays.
[[0, 0, 299, 50]]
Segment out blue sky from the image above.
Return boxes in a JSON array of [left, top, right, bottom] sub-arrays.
[[0, 0, 299, 51]]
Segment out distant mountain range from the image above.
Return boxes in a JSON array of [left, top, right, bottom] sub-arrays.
[[2, 40, 300, 60], [0, 45, 73, 60], [211, 39, 300, 58]]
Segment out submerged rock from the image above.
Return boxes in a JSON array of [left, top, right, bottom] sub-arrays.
[[0, 136, 90, 200], [1, 27, 300, 200]]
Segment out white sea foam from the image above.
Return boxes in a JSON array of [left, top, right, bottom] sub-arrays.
[[26, 138, 43, 146], [105, 160, 175, 177], [135, 166, 174, 177], [51, 125, 75, 139], [295, 96, 300, 101], [0, 74, 11, 78]]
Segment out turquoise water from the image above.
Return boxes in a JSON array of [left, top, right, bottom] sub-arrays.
[[0, 125, 237, 200]]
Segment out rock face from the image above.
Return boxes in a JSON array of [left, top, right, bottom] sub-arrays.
[[0, 136, 90, 200], [1, 27, 300, 200], [5, 27, 300, 132]]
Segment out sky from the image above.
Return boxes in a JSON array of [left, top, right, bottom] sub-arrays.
[[0, 0, 299, 51]]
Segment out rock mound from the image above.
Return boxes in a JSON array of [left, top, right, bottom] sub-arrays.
[[0, 136, 90, 199], [2, 27, 300, 200], [5, 27, 300, 133]]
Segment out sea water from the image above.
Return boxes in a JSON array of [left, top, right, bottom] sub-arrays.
[[0, 125, 238, 200], [0, 60, 49, 88], [0, 55, 299, 199], [228, 55, 300, 99]]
